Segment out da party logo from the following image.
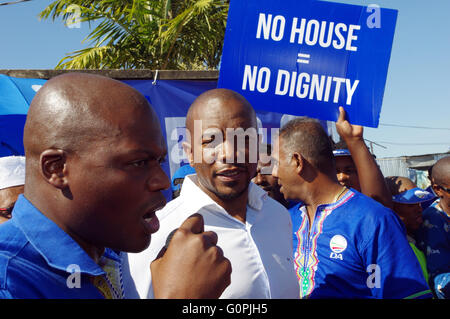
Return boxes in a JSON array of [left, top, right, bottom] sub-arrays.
[[330, 235, 347, 253], [414, 190, 429, 199], [329, 235, 347, 260]]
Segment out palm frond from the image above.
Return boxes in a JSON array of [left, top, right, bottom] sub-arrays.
[[40, 0, 229, 70]]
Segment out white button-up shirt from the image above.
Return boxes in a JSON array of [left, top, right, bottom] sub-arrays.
[[121, 174, 299, 299]]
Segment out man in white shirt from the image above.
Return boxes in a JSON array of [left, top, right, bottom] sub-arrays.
[[122, 88, 299, 299]]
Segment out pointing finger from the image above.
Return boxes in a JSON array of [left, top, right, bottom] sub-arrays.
[[337, 106, 346, 123]]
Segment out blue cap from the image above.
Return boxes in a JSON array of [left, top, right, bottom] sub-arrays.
[[333, 149, 351, 157], [392, 188, 435, 204], [171, 165, 196, 191]]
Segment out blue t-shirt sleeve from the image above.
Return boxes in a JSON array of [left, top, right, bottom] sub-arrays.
[[360, 210, 432, 299]]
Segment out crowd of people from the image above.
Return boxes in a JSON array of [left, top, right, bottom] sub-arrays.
[[0, 73, 448, 299]]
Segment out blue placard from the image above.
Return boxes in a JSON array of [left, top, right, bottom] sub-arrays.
[[218, 0, 398, 127]]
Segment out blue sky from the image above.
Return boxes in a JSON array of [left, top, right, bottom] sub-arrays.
[[0, 0, 449, 159]]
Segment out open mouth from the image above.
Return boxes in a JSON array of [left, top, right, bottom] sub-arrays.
[[141, 201, 165, 234], [142, 210, 160, 234]]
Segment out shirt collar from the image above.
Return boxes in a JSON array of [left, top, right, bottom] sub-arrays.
[[297, 188, 355, 212], [320, 188, 355, 211], [180, 174, 267, 212], [11, 194, 109, 276], [247, 182, 267, 211]]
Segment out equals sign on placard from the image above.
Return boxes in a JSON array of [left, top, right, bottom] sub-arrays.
[[297, 53, 310, 64]]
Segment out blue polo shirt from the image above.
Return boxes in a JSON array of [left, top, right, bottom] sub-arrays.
[[0, 195, 122, 299], [289, 189, 432, 299]]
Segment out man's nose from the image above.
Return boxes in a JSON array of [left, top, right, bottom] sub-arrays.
[[254, 173, 264, 185], [272, 165, 278, 178], [218, 140, 242, 163], [337, 172, 348, 182], [148, 167, 171, 192]]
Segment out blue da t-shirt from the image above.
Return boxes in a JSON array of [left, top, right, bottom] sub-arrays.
[[289, 189, 431, 299]]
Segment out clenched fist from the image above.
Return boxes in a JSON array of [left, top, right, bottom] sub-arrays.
[[150, 213, 232, 299]]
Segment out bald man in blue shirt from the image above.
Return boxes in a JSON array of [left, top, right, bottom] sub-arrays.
[[0, 73, 231, 299]]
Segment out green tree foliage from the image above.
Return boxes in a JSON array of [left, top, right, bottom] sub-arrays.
[[39, 0, 229, 70]]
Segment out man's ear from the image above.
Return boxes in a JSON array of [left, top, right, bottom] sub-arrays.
[[292, 152, 304, 174], [40, 149, 69, 189], [432, 184, 443, 198], [182, 141, 194, 166]]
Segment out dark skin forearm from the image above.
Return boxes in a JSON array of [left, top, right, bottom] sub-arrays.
[[345, 137, 393, 209], [336, 107, 393, 209]]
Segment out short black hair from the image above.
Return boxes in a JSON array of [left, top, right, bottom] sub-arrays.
[[432, 156, 450, 186], [332, 138, 376, 159], [333, 139, 349, 151], [279, 117, 335, 174]]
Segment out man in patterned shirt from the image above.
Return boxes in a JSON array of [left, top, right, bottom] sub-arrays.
[[272, 116, 432, 298]]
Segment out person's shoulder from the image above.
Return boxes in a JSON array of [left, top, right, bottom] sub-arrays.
[[0, 251, 29, 297], [345, 189, 395, 218], [422, 200, 443, 219], [145, 196, 193, 251], [0, 219, 29, 258], [288, 201, 303, 214], [344, 191, 409, 242], [0, 221, 43, 297], [341, 190, 404, 232], [258, 195, 294, 226], [0, 252, 50, 298], [262, 196, 289, 215], [156, 195, 190, 222]]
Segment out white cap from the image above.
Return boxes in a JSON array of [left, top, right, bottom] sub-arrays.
[[0, 156, 26, 190]]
